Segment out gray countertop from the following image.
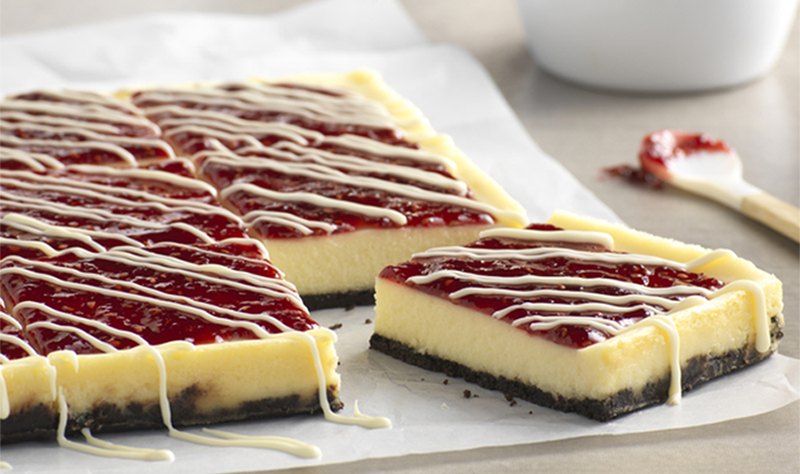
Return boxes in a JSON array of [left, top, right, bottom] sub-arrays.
[[2, 1, 798, 472]]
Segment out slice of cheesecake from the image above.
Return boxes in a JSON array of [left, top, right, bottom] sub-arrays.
[[127, 70, 527, 309], [0, 92, 343, 449], [371, 211, 783, 420], [0, 240, 341, 443]]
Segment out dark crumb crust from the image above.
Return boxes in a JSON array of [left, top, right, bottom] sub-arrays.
[[1, 385, 342, 444], [302, 289, 375, 311], [369, 316, 783, 422]]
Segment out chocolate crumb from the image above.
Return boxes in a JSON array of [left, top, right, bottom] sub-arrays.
[[463, 389, 472, 399], [529, 411, 533, 415], [345, 305, 356, 311], [364, 318, 373, 324], [329, 323, 343, 330], [443, 379, 449, 385], [509, 400, 518, 407], [504, 393, 514, 402]]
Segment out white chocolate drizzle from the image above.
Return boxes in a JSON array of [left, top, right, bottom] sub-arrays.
[[0, 92, 176, 172], [0, 120, 175, 159], [1, 212, 143, 250], [136, 84, 398, 130], [212, 158, 524, 228], [238, 141, 467, 193], [1, 110, 121, 135], [146, 105, 325, 146], [134, 81, 525, 236], [245, 210, 337, 236], [313, 134, 457, 172], [404, 228, 771, 404], [221, 182, 409, 226], [0, 310, 59, 421], [66, 163, 214, 195], [0, 174, 242, 224], [0, 198, 217, 244], [0, 146, 65, 171], [25, 301, 321, 458], [1, 134, 138, 166], [9, 90, 142, 115], [1, 100, 160, 134], [478, 228, 615, 249], [0, 242, 388, 460]]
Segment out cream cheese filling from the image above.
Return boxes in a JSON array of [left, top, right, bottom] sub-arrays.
[[374, 214, 782, 405]]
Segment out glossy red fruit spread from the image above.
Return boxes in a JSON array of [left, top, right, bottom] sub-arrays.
[[380, 224, 724, 349], [208, 162, 493, 237], [0, 245, 315, 357], [1, 309, 32, 361]]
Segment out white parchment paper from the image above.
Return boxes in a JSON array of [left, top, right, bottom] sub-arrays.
[[1, 1, 798, 472]]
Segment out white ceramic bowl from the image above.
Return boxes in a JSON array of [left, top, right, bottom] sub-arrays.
[[517, 0, 799, 92]]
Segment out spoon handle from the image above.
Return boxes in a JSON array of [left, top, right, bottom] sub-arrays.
[[741, 192, 800, 242]]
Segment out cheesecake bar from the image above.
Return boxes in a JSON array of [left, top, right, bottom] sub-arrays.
[[0, 239, 341, 444], [370, 211, 783, 420]]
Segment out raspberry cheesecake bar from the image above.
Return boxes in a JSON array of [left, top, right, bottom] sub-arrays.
[[0, 237, 342, 445], [370, 211, 783, 420]]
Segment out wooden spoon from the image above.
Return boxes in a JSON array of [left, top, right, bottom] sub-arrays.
[[639, 130, 800, 242]]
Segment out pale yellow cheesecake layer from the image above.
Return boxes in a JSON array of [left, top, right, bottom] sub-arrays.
[[373, 212, 783, 401], [3, 328, 339, 424], [2, 356, 56, 418], [263, 225, 503, 296]]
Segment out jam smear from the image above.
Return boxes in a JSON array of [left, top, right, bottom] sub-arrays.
[[640, 130, 731, 172], [604, 130, 731, 188]]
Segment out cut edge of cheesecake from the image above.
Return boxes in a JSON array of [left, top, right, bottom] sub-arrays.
[[370, 210, 784, 420], [264, 224, 512, 298], [238, 70, 528, 300]]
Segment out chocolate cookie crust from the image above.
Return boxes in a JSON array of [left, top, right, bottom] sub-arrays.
[[370, 315, 782, 421], [1, 386, 343, 444], [302, 290, 375, 311]]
